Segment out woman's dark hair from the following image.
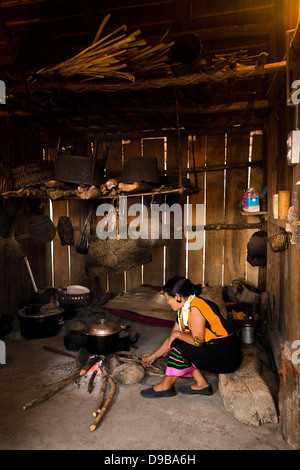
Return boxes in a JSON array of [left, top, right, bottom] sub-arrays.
[[163, 276, 202, 298]]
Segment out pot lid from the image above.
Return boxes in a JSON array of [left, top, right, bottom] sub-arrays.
[[85, 318, 121, 337], [18, 306, 64, 318]]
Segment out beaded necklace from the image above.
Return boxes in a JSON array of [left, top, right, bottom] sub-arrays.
[[178, 295, 195, 332]]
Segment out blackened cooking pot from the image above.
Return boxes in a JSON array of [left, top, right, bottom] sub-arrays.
[[17, 306, 64, 339], [84, 319, 135, 355]]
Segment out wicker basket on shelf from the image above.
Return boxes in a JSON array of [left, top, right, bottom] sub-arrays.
[[11, 161, 54, 189]]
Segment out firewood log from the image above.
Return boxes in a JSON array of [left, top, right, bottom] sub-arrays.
[[79, 356, 100, 376], [87, 370, 98, 394], [43, 345, 76, 359], [92, 366, 108, 417], [90, 376, 116, 432], [22, 370, 80, 411], [42, 368, 80, 387]]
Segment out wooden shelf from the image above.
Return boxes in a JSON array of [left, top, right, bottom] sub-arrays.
[[240, 211, 268, 216], [3, 186, 199, 201], [268, 214, 286, 228]]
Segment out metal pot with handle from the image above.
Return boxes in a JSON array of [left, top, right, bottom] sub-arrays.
[[17, 306, 64, 339], [84, 319, 121, 355], [84, 319, 139, 355]]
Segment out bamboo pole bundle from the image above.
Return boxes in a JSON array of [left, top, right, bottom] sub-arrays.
[[37, 15, 174, 82]]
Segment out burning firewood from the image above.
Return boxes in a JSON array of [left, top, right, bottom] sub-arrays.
[[23, 348, 121, 432], [79, 355, 100, 376], [87, 369, 98, 394]]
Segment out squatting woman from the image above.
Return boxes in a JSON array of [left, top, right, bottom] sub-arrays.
[[141, 276, 242, 398]]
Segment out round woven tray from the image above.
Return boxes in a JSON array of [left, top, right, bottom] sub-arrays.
[[58, 285, 90, 305]]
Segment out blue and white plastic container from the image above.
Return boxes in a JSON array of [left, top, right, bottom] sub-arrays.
[[244, 188, 260, 212]]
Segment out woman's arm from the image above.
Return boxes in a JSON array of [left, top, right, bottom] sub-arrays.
[[141, 323, 179, 366], [168, 306, 206, 347]]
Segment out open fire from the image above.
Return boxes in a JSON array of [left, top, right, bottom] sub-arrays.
[[21, 346, 164, 432]]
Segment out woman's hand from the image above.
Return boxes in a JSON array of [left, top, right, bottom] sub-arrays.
[[141, 353, 156, 367], [141, 323, 181, 366]]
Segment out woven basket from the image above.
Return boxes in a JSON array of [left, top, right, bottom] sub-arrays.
[[121, 157, 161, 184], [55, 154, 105, 185], [28, 215, 56, 243], [11, 161, 54, 189], [86, 238, 152, 275], [57, 216, 74, 246], [0, 165, 12, 194], [58, 286, 90, 305], [267, 232, 289, 252]]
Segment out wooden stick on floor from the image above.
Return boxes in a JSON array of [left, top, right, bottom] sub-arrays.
[[90, 376, 116, 432], [22, 370, 80, 411], [22, 357, 93, 410], [92, 366, 108, 417]]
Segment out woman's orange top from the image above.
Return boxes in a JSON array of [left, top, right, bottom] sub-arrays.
[[178, 296, 233, 342]]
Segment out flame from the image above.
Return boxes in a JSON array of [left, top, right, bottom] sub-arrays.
[[87, 363, 99, 374], [87, 358, 103, 375]]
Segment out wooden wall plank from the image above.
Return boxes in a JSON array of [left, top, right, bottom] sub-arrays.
[[51, 199, 70, 288], [164, 193, 188, 282], [165, 136, 188, 283], [266, 112, 281, 331], [204, 134, 225, 285], [224, 132, 249, 285], [0, 199, 47, 316], [68, 199, 90, 287], [246, 132, 263, 286], [188, 135, 205, 285], [105, 140, 122, 178], [118, 140, 142, 291], [142, 136, 165, 170], [123, 139, 142, 162], [141, 137, 165, 286]]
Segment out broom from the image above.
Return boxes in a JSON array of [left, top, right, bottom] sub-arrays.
[[4, 233, 38, 292]]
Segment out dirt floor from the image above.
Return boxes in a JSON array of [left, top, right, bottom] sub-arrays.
[[0, 309, 294, 452]]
